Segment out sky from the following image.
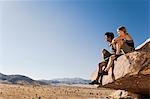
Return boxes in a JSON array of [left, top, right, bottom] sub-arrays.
[[0, 0, 149, 80]]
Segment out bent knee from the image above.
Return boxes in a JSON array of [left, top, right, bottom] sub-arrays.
[[110, 55, 115, 60], [98, 63, 102, 67], [102, 49, 107, 54], [98, 63, 104, 68], [117, 39, 123, 45]]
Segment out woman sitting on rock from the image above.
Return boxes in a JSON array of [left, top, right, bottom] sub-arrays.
[[102, 26, 135, 75]]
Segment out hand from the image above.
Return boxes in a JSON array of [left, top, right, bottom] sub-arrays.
[[111, 38, 116, 45]]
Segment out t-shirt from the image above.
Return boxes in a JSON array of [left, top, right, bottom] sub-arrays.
[[110, 44, 116, 55]]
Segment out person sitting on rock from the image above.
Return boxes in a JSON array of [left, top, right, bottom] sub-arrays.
[[102, 26, 135, 75], [89, 32, 116, 85]]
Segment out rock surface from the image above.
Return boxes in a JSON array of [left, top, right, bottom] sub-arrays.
[[108, 90, 139, 99], [102, 38, 150, 95]]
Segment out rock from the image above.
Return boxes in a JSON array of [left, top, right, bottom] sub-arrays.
[[108, 90, 139, 99], [135, 37, 150, 52], [102, 38, 150, 95]]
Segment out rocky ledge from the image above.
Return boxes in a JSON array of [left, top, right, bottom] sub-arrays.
[[102, 38, 150, 95]]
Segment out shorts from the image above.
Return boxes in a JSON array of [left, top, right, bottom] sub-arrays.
[[103, 49, 112, 62], [121, 42, 135, 54]]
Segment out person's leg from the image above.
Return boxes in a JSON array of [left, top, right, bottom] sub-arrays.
[[98, 74, 103, 87], [89, 49, 111, 85], [95, 63, 104, 81], [96, 49, 110, 85], [89, 62, 106, 85], [102, 49, 111, 60], [111, 62, 115, 81], [104, 55, 115, 72], [116, 39, 123, 55]]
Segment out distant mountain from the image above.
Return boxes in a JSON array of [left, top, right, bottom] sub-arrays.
[[0, 73, 90, 85], [0, 73, 48, 85], [40, 78, 91, 85]]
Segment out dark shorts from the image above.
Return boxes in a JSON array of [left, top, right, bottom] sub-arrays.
[[103, 49, 112, 62], [103, 49, 122, 62], [122, 41, 135, 54]]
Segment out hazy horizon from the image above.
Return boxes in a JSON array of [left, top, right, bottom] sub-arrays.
[[0, 0, 149, 80]]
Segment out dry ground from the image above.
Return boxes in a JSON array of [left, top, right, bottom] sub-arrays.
[[0, 83, 116, 99]]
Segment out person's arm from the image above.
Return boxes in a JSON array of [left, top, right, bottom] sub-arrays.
[[115, 36, 125, 41], [111, 35, 126, 45], [111, 37, 120, 45]]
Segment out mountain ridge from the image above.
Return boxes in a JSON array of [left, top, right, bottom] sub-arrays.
[[40, 77, 90, 85], [0, 73, 90, 85], [0, 73, 48, 85]]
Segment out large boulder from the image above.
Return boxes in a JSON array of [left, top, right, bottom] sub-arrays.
[[102, 38, 150, 95]]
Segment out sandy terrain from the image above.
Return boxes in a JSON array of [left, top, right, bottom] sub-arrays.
[[0, 83, 116, 99]]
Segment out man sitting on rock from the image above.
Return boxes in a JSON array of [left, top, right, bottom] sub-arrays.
[[89, 32, 116, 85]]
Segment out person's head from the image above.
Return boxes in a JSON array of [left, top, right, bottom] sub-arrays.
[[117, 26, 128, 36], [105, 32, 114, 42]]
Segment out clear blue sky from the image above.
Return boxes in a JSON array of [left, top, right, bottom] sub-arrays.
[[0, 0, 149, 80]]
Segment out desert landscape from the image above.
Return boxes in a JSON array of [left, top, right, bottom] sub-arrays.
[[0, 83, 116, 99], [0, 39, 149, 99]]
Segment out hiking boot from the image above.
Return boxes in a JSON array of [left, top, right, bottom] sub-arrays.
[[102, 71, 108, 75], [89, 80, 99, 85], [97, 84, 103, 88]]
